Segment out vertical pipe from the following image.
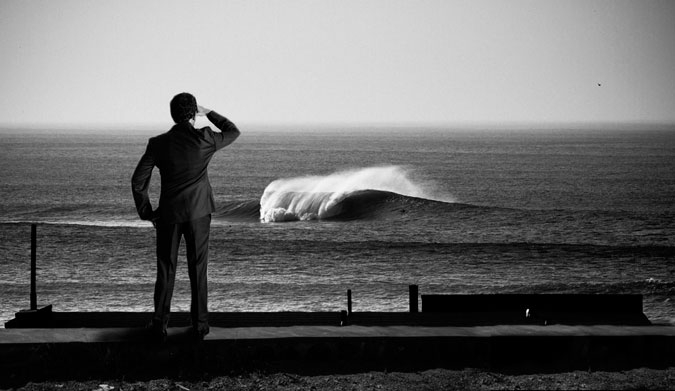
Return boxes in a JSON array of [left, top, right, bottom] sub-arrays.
[[409, 284, 418, 313], [347, 289, 352, 314], [30, 224, 37, 310]]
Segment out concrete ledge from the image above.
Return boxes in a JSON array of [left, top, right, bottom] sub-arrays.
[[2, 325, 675, 387], [4, 310, 654, 329]]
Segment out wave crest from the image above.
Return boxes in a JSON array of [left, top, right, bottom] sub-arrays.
[[259, 166, 451, 222]]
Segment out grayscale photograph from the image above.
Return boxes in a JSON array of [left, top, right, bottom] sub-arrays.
[[1, 1, 674, 389]]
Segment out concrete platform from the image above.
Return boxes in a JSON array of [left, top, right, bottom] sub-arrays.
[[4, 309, 653, 328], [2, 324, 675, 387]]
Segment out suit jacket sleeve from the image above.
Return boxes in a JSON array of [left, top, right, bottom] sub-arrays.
[[131, 142, 156, 221], [206, 111, 240, 151]]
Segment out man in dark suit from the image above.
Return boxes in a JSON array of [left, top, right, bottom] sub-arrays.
[[132, 92, 240, 342]]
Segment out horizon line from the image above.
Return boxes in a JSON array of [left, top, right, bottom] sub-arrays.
[[1, 119, 674, 134]]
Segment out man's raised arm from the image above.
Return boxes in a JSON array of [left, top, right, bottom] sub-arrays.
[[197, 105, 240, 150]]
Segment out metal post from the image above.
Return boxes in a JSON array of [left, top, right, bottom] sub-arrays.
[[409, 284, 418, 313], [30, 224, 37, 311], [347, 289, 352, 314]]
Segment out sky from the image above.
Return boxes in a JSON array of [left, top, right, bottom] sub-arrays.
[[0, 0, 674, 128]]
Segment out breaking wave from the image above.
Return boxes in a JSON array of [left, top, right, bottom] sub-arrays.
[[259, 166, 454, 222]]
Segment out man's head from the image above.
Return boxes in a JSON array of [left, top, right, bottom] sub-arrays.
[[170, 92, 198, 123]]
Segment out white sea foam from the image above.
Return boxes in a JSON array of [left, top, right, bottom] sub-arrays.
[[259, 165, 449, 222]]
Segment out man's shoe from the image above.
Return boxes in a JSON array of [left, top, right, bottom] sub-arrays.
[[153, 328, 168, 344], [145, 321, 167, 344], [190, 326, 209, 341]]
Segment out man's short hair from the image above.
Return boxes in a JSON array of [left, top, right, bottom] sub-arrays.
[[170, 92, 198, 123]]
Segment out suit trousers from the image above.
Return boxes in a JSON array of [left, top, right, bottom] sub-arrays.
[[152, 214, 211, 332]]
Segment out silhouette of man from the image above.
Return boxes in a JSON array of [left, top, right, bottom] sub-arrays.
[[132, 92, 240, 342]]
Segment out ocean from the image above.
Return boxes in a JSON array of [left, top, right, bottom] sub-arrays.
[[1, 126, 674, 325]]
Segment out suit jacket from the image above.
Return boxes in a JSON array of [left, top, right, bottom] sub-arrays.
[[132, 111, 240, 224]]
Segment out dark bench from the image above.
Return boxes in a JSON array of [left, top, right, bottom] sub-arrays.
[[421, 294, 651, 325]]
